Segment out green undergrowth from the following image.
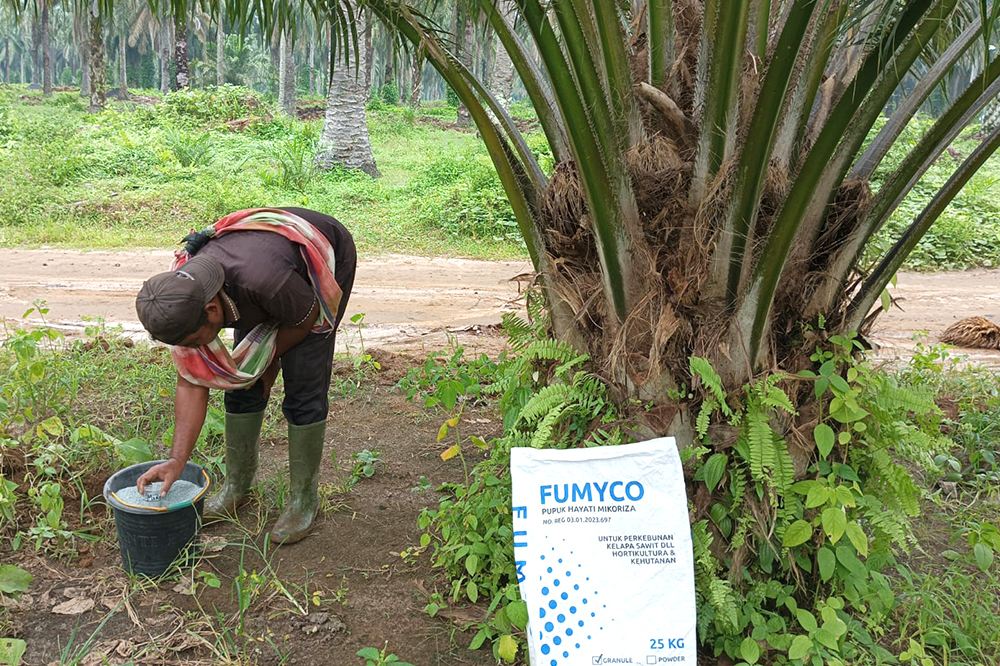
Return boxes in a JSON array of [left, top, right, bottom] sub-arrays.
[[397, 300, 1000, 665], [865, 114, 1000, 271], [4, 87, 1000, 270], [0, 307, 409, 665], [0, 86, 533, 259], [0, 306, 384, 557]]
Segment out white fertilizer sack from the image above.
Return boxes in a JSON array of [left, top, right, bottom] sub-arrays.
[[511, 438, 697, 666]]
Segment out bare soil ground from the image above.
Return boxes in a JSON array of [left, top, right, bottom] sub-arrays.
[[3, 350, 504, 666], [0, 249, 998, 362], [0, 250, 534, 357]]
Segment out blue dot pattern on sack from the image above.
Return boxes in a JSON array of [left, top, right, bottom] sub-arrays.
[[535, 545, 603, 665]]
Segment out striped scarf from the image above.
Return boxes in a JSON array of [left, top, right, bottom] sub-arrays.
[[169, 208, 342, 390]]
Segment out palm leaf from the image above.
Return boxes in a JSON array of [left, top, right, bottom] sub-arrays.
[[848, 122, 1000, 329]]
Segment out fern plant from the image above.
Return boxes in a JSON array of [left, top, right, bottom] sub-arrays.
[[687, 332, 950, 663]]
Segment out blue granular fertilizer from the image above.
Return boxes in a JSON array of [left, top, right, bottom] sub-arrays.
[[115, 480, 202, 508]]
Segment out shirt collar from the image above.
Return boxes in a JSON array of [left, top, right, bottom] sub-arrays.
[[219, 289, 240, 324]]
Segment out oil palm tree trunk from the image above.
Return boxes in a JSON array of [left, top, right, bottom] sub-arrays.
[[314, 0, 379, 178], [41, 0, 50, 95], [118, 33, 128, 98], [489, 0, 517, 111], [307, 30, 315, 95], [278, 28, 295, 116], [160, 19, 170, 93], [409, 45, 422, 108], [982, 96, 1000, 133], [216, 11, 224, 86], [173, 11, 188, 89], [29, 12, 39, 88], [456, 6, 473, 126], [363, 10, 372, 94], [87, 0, 104, 111]]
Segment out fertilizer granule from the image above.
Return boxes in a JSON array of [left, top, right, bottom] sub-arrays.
[[115, 480, 202, 508]]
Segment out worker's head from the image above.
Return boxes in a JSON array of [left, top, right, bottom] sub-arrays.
[[135, 255, 226, 346]]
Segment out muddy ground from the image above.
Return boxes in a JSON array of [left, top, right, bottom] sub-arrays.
[[0, 249, 998, 363], [3, 349, 505, 666]]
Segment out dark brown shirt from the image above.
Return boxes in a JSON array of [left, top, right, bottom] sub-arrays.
[[197, 208, 349, 331]]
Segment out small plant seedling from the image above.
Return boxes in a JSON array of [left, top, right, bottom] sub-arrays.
[[356, 643, 414, 666], [350, 449, 384, 485]]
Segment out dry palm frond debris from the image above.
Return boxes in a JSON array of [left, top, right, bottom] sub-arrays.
[[940, 316, 1000, 349]]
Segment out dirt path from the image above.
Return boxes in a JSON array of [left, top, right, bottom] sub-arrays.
[[1, 248, 998, 363], [0, 249, 534, 354]]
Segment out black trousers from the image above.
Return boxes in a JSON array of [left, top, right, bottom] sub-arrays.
[[224, 225, 356, 426]]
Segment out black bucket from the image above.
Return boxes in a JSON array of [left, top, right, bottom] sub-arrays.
[[103, 461, 211, 576]]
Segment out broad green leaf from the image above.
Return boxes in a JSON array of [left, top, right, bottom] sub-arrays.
[[0, 566, 32, 595], [497, 634, 518, 663], [506, 600, 529, 630], [466, 554, 480, 576], [845, 522, 868, 557], [440, 383, 459, 410], [829, 375, 850, 393], [703, 454, 728, 493], [740, 637, 761, 664], [814, 627, 839, 650], [440, 445, 460, 461], [788, 635, 813, 660], [824, 617, 848, 638], [974, 543, 994, 572], [805, 485, 829, 509], [835, 486, 855, 507], [356, 647, 380, 660], [814, 424, 835, 459], [783, 520, 813, 547], [468, 628, 488, 650], [470, 436, 488, 450], [791, 480, 819, 495], [796, 609, 818, 633], [39, 416, 63, 438], [420, 533, 431, 548], [836, 545, 867, 578], [467, 581, 479, 603], [446, 417, 460, 428], [821, 508, 847, 544], [817, 548, 836, 582], [0, 638, 26, 666], [437, 423, 449, 442], [116, 438, 154, 464]]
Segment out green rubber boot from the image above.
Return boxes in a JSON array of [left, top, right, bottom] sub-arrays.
[[270, 420, 326, 544], [204, 411, 265, 518]]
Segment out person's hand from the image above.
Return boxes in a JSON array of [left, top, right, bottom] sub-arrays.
[[260, 358, 281, 401], [137, 458, 185, 496]]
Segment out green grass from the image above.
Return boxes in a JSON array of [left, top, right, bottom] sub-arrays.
[[2, 86, 1000, 269], [0, 87, 533, 260], [866, 114, 1000, 271]]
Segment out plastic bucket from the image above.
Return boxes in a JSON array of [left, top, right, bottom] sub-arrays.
[[103, 461, 211, 576]]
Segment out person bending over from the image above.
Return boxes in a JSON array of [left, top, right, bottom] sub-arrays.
[[134, 207, 356, 544]]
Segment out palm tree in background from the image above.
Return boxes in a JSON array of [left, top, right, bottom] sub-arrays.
[[313, 0, 379, 176], [39, 0, 51, 94], [86, 0, 103, 110], [276, 24, 295, 115]]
